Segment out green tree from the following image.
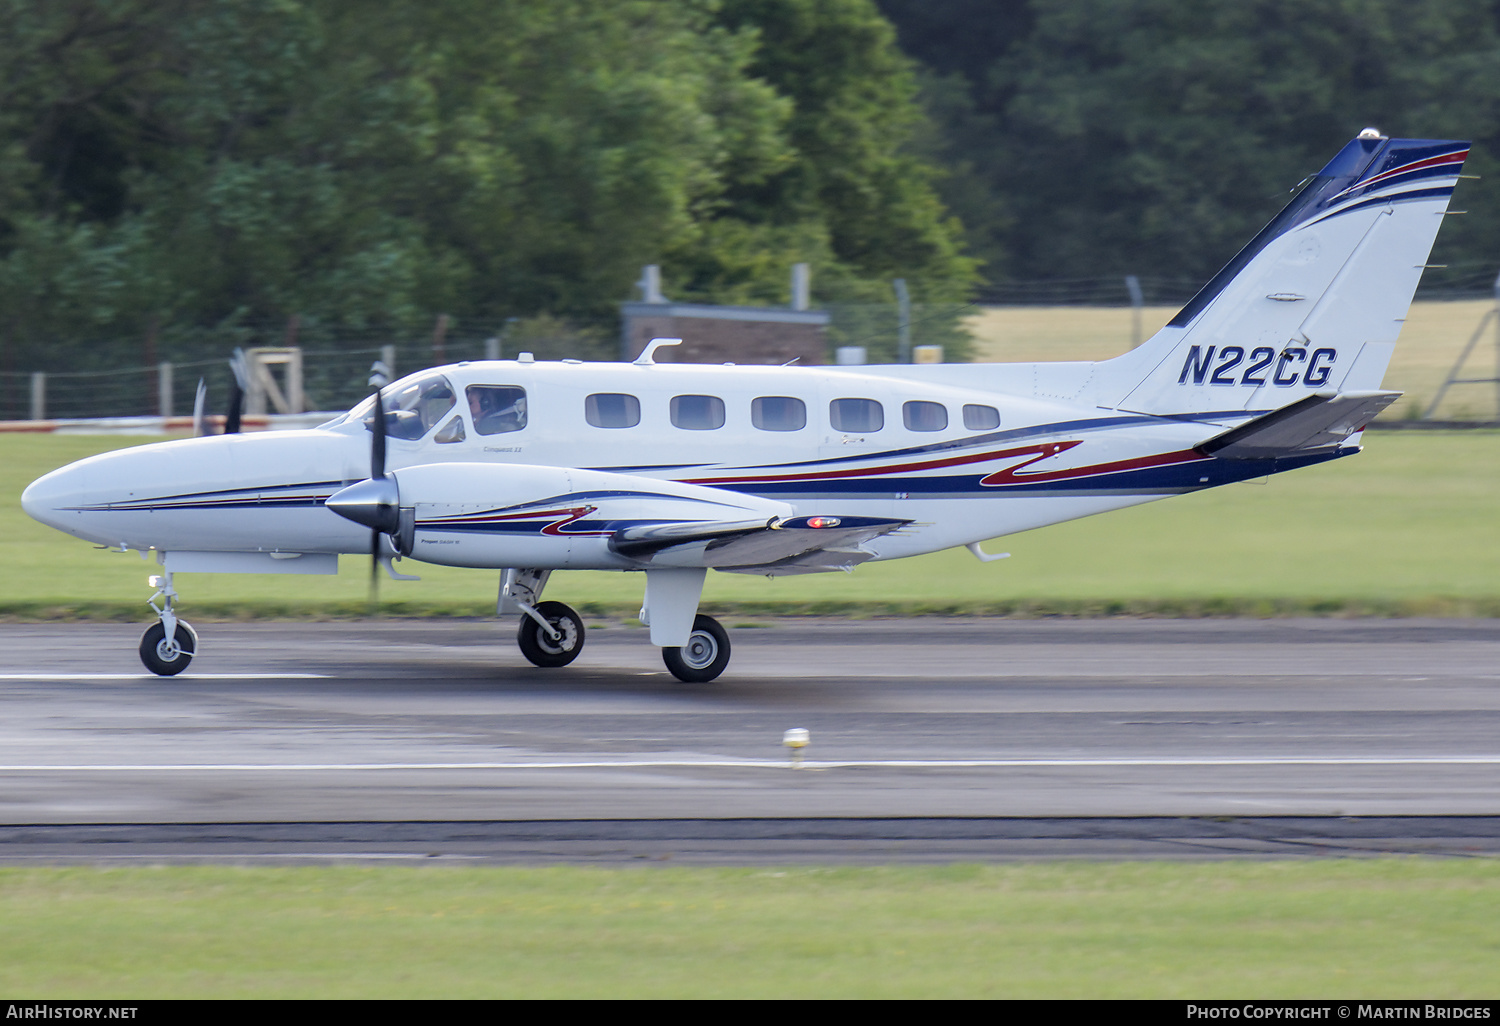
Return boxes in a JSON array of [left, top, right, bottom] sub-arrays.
[[692, 0, 977, 303], [0, 0, 978, 371], [882, 0, 1500, 285]]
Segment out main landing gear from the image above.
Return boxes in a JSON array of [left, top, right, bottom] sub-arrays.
[[661, 614, 731, 683], [516, 600, 585, 668], [140, 570, 196, 676], [500, 567, 733, 682]]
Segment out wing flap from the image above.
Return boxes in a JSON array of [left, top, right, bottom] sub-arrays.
[[1199, 390, 1399, 460], [610, 515, 910, 571], [716, 546, 879, 576], [609, 517, 774, 560]]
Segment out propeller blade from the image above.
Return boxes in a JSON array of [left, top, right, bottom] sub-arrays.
[[368, 383, 387, 614], [192, 379, 207, 437], [370, 384, 387, 481], [223, 381, 243, 434], [369, 528, 381, 613], [223, 348, 248, 435]]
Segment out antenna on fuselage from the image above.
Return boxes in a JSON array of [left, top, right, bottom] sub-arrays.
[[633, 337, 682, 365]]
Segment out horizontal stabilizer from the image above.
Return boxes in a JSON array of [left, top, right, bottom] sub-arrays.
[[611, 514, 910, 571], [1199, 390, 1399, 459]]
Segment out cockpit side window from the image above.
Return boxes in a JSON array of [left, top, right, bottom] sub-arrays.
[[362, 373, 457, 440], [434, 416, 466, 443], [466, 385, 528, 434]]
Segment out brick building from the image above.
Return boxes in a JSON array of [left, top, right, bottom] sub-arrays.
[[619, 265, 829, 365]]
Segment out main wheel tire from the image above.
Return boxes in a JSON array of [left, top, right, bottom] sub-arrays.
[[139, 621, 197, 676], [517, 601, 585, 668], [662, 614, 731, 683]]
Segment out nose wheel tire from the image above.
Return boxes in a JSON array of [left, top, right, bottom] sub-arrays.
[[139, 621, 198, 676], [517, 601, 585, 668], [662, 614, 731, 683]]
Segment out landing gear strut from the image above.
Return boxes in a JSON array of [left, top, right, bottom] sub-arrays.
[[140, 570, 196, 675]]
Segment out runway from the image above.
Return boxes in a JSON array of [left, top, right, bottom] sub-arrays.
[[1, 618, 1497, 861]]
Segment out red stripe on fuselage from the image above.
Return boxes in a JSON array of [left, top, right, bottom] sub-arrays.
[[420, 504, 610, 537], [979, 446, 1206, 486], [684, 441, 1083, 486], [682, 440, 1207, 489]]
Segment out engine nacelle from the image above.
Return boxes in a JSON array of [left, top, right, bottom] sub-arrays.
[[367, 462, 791, 570]]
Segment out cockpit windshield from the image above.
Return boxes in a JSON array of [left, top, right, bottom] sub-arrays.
[[353, 373, 458, 441]]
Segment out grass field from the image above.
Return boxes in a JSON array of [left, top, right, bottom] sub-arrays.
[[967, 299, 1500, 422], [5, 378, 1499, 999], [5, 429, 1499, 619], [1, 860, 1497, 998]]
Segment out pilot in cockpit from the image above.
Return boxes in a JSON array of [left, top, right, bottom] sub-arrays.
[[467, 385, 527, 435]]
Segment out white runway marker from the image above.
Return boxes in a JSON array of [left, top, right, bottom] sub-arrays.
[[1, 755, 1498, 772], [0, 673, 330, 681]]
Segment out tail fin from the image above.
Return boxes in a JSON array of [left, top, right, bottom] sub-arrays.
[[1096, 133, 1468, 416]]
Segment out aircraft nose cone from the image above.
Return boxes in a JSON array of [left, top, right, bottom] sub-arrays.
[[21, 466, 75, 531], [326, 477, 401, 533]]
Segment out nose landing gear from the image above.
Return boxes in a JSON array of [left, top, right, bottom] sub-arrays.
[[141, 570, 196, 675], [139, 620, 198, 676]]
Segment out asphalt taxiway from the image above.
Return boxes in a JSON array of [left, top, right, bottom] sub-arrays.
[[1, 618, 1497, 861]]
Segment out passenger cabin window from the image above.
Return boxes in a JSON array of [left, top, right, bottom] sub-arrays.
[[903, 401, 947, 432], [363, 372, 456, 440], [830, 397, 883, 432], [466, 385, 527, 434], [586, 393, 640, 428], [963, 404, 1001, 430], [671, 394, 725, 430], [752, 396, 806, 431]]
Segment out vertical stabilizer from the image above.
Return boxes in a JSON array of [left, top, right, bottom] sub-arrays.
[[1092, 133, 1468, 417]]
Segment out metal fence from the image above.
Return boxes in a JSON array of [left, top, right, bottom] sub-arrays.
[[0, 309, 981, 420], [973, 263, 1500, 307], [0, 335, 526, 422], [975, 276, 1203, 307], [5, 262, 1500, 420], [0, 349, 394, 422]]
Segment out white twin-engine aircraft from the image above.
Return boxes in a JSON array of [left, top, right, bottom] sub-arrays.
[[23, 131, 1469, 681]]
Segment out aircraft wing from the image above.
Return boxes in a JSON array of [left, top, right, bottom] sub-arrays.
[[611, 514, 911, 574], [1198, 390, 1400, 460], [335, 461, 912, 577]]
